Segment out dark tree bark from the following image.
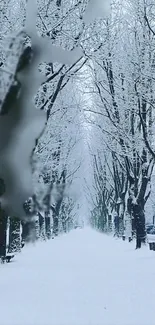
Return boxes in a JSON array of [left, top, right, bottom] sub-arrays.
[[0, 207, 7, 259], [108, 215, 112, 233], [62, 219, 67, 233], [45, 212, 51, 239], [38, 211, 45, 240], [132, 201, 146, 249], [52, 210, 59, 237], [8, 217, 21, 253]]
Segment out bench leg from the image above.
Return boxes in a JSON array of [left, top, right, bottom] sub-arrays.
[[149, 243, 153, 250]]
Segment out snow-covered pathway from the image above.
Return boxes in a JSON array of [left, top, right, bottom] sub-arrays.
[[0, 227, 155, 325]]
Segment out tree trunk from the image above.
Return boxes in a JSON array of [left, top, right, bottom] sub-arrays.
[[38, 212, 45, 240], [132, 202, 146, 249], [62, 214, 67, 233], [0, 208, 7, 258], [8, 217, 21, 253], [62, 220, 67, 233], [53, 213, 59, 237], [45, 212, 51, 239], [119, 216, 124, 237], [108, 215, 112, 233], [51, 199, 63, 237]]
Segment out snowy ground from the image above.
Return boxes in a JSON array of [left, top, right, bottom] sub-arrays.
[[0, 227, 155, 325]]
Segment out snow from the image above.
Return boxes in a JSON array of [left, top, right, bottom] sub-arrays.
[[0, 227, 155, 325]]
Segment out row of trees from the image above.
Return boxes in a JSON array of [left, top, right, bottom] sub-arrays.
[[85, 0, 155, 248], [2, 0, 155, 255], [0, 32, 82, 258], [0, 0, 109, 260]]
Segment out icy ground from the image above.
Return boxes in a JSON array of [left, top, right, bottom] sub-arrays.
[[0, 228, 155, 325]]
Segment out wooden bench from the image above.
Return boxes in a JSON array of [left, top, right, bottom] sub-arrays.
[[1, 255, 14, 263], [147, 234, 155, 251]]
